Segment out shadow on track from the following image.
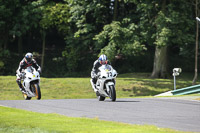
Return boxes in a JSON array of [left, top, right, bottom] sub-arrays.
[[105, 100, 140, 102]]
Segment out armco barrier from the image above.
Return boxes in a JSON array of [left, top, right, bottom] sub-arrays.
[[172, 84, 200, 95]]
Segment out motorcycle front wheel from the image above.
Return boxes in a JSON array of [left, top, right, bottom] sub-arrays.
[[31, 83, 41, 100], [109, 85, 116, 101]]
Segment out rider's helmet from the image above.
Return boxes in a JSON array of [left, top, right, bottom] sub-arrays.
[[25, 52, 33, 64], [98, 54, 108, 65]]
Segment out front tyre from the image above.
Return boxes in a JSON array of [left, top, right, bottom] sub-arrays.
[[109, 85, 116, 101], [31, 83, 41, 100]]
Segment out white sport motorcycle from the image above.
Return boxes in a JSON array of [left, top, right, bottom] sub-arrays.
[[19, 66, 41, 100], [91, 64, 118, 101]]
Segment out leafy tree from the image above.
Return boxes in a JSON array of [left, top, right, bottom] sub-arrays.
[[0, 0, 42, 54], [0, 0, 198, 78], [136, 0, 195, 78], [94, 20, 146, 61], [95, 0, 196, 78], [39, 1, 70, 70], [93, 1, 147, 61], [40, 1, 70, 34], [0, 0, 42, 74], [62, 0, 113, 71]]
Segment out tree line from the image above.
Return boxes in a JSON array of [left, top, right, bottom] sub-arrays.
[[0, 0, 199, 83]]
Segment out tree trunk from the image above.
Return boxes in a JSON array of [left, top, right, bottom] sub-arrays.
[[192, 0, 199, 85], [151, 46, 168, 78], [41, 31, 46, 70], [151, 0, 168, 78], [18, 36, 23, 56], [113, 0, 118, 21], [3, 32, 8, 50]]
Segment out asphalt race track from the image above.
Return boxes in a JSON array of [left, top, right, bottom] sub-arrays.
[[0, 98, 199, 132]]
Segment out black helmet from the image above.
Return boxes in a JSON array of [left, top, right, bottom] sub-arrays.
[[25, 53, 33, 64]]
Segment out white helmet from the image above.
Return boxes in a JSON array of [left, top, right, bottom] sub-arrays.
[[98, 54, 108, 65]]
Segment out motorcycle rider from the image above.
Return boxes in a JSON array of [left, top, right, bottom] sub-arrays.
[[16, 52, 41, 93], [90, 54, 111, 93]]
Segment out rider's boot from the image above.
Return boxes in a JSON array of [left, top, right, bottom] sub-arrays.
[[92, 84, 100, 96], [20, 87, 26, 93], [95, 91, 100, 96], [16, 79, 25, 93], [90, 79, 98, 92], [91, 83, 100, 96]]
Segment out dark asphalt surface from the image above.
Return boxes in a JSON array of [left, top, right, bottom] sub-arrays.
[[0, 98, 199, 132]]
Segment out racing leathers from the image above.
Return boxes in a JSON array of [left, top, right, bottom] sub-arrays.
[[90, 60, 111, 92], [16, 58, 41, 92]]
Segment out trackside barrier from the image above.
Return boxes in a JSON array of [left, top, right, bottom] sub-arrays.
[[172, 84, 200, 95]]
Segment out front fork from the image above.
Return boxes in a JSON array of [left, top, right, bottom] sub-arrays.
[[105, 82, 115, 97]]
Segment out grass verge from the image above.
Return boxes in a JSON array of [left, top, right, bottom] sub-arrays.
[[0, 106, 190, 133], [0, 73, 199, 100]]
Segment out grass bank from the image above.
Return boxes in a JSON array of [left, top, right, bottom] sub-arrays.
[[0, 106, 189, 133], [0, 73, 199, 100]]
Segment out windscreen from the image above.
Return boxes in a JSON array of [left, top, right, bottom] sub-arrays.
[[26, 67, 34, 73], [100, 65, 111, 71]]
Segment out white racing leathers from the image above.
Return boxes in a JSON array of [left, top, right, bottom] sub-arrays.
[[18, 66, 41, 100], [90, 64, 117, 101]]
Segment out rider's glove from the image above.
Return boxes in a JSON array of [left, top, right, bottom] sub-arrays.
[[19, 73, 25, 79], [93, 73, 97, 78], [38, 69, 41, 74], [97, 72, 101, 77], [37, 67, 41, 74], [19, 73, 22, 78]]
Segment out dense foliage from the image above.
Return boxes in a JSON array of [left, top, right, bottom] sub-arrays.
[[0, 0, 199, 78]]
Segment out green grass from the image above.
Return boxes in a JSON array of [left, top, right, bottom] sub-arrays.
[[0, 73, 199, 133], [0, 106, 190, 133], [0, 73, 199, 100]]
